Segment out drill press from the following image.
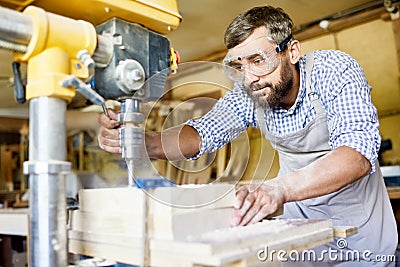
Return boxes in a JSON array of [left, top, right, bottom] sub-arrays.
[[93, 18, 172, 186], [0, 3, 179, 266]]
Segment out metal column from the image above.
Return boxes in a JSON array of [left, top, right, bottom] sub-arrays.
[[24, 97, 71, 267]]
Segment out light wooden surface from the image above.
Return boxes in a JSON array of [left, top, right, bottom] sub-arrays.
[[0, 208, 29, 236], [150, 219, 334, 267], [69, 186, 336, 267], [0, 144, 19, 191], [387, 186, 400, 199], [333, 226, 358, 238], [70, 219, 334, 267]]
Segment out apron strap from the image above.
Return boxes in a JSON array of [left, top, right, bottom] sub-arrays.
[[305, 51, 325, 115], [256, 51, 325, 138], [305, 51, 314, 91], [257, 107, 269, 137]]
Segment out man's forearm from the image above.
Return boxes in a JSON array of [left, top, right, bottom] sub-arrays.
[[145, 124, 201, 160], [276, 146, 371, 202]]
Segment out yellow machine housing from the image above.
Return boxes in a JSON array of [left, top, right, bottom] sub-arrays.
[[0, 1, 181, 265], [0, 0, 181, 33], [12, 6, 98, 101]]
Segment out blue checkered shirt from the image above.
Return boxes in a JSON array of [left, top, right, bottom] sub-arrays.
[[186, 50, 380, 172]]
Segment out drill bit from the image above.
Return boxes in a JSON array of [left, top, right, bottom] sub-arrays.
[[101, 102, 111, 119]]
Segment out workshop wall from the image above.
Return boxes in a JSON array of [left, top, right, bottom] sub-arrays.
[[380, 114, 400, 165], [301, 17, 400, 166]]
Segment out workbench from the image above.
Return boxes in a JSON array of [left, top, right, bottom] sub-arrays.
[[67, 186, 353, 267], [0, 187, 358, 267], [0, 208, 28, 267], [387, 186, 400, 199], [0, 208, 28, 236]]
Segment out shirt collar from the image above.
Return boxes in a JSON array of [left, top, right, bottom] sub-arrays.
[[274, 56, 307, 114]]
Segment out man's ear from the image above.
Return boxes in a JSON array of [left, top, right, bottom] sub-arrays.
[[288, 40, 301, 64]]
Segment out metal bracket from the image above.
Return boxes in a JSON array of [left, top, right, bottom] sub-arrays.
[[23, 160, 71, 175]]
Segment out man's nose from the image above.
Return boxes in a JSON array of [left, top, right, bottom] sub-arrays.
[[243, 69, 260, 86]]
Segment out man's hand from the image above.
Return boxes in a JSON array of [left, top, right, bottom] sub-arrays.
[[229, 147, 371, 227], [96, 107, 201, 159], [231, 181, 286, 226], [97, 109, 121, 154]]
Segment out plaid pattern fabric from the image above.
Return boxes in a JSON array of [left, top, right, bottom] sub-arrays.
[[186, 50, 380, 172]]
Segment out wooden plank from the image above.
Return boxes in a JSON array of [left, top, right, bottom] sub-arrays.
[[150, 222, 333, 267], [193, 219, 332, 255], [391, 17, 400, 88], [333, 226, 358, 238], [70, 210, 143, 237], [150, 183, 236, 210], [4, 149, 13, 191], [73, 187, 335, 267], [150, 219, 333, 257], [69, 239, 142, 265], [0, 145, 7, 190], [150, 207, 234, 241], [149, 184, 235, 240], [294, 7, 386, 42], [19, 123, 28, 190], [75, 185, 236, 242], [223, 229, 333, 266], [0, 144, 19, 191], [165, 229, 331, 267], [68, 230, 142, 248], [0, 208, 29, 236], [79, 184, 235, 214], [78, 187, 146, 214], [387, 186, 400, 199], [68, 230, 145, 265]]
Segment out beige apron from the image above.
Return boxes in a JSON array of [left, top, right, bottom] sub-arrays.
[[256, 51, 397, 266]]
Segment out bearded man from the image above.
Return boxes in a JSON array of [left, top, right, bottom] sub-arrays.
[[98, 6, 397, 266]]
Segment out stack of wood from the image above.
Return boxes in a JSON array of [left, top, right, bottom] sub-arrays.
[[68, 184, 236, 265], [68, 184, 334, 267], [151, 219, 333, 267], [0, 191, 28, 208]]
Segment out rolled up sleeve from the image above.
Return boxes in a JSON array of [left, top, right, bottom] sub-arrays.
[[185, 87, 254, 160], [325, 56, 380, 173]]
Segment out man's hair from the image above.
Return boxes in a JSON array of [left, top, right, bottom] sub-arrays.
[[224, 6, 293, 49]]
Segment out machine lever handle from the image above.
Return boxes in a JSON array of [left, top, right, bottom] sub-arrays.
[[61, 75, 110, 118], [12, 61, 26, 104]]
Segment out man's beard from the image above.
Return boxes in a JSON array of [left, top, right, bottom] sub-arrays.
[[246, 59, 293, 109]]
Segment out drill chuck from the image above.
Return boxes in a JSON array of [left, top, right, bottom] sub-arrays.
[[120, 125, 144, 160]]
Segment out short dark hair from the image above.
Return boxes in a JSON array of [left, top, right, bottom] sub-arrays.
[[224, 6, 293, 49]]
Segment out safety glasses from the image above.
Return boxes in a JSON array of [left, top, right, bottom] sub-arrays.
[[222, 35, 292, 82]]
